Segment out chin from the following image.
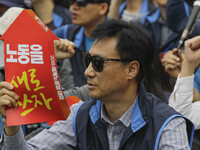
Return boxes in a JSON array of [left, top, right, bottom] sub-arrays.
[[72, 20, 83, 26], [89, 91, 100, 100]]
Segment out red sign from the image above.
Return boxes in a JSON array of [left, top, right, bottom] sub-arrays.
[[1, 9, 70, 126], [47, 96, 82, 126]]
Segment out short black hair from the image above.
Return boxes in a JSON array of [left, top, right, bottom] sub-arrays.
[[91, 19, 155, 83]]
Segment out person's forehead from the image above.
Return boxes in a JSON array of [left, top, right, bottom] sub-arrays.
[[89, 38, 119, 57]]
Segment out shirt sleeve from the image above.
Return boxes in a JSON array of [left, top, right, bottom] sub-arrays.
[[158, 117, 190, 150], [2, 102, 82, 150], [169, 74, 200, 129], [64, 84, 89, 101]]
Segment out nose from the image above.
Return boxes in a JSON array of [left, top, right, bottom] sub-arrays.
[[84, 63, 96, 78]]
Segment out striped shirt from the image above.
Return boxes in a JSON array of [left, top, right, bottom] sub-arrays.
[[2, 101, 190, 150]]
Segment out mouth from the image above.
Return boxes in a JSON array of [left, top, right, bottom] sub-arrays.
[[87, 82, 97, 90], [71, 13, 78, 19]]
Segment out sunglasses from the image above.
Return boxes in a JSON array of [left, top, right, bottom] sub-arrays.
[[69, 0, 102, 7], [82, 52, 133, 72]]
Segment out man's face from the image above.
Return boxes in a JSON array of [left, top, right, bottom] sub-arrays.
[[84, 37, 129, 102], [69, 2, 104, 26]]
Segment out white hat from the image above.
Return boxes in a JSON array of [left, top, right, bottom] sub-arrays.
[[0, 7, 24, 35]]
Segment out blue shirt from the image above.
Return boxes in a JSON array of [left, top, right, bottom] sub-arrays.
[[85, 36, 95, 52]]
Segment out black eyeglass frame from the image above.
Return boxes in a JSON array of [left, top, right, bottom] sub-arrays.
[[82, 52, 133, 72]]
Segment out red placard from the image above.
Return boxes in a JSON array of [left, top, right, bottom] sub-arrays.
[[0, 9, 70, 126], [47, 96, 82, 126]]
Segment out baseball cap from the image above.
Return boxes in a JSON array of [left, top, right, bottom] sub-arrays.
[[0, 0, 32, 8]]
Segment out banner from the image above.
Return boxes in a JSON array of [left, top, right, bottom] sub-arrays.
[[1, 9, 70, 126]]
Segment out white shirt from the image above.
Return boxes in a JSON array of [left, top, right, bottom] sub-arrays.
[[169, 74, 200, 129]]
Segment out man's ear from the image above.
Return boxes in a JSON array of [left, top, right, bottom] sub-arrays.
[[127, 61, 140, 80], [99, 2, 109, 15]]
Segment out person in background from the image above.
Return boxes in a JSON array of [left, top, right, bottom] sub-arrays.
[[54, 0, 110, 88], [31, 0, 75, 92], [169, 36, 200, 150], [108, 0, 155, 22], [162, 0, 200, 100], [32, 0, 72, 31], [0, 19, 194, 150]]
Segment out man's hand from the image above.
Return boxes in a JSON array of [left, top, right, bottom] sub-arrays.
[[0, 81, 20, 136], [54, 39, 75, 61], [107, 0, 125, 19], [161, 49, 183, 79], [184, 36, 200, 65], [0, 82, 18, 117], [180, 36, 200, 78]]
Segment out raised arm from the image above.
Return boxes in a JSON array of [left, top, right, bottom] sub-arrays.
[[169, 36, 200, 129]]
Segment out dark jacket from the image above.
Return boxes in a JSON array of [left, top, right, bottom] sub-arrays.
[[53, 5, 72, 28], [142, 9, 181, 53], [166, 0, 200, 38]]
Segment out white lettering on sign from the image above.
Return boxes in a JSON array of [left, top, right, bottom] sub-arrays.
[[35, 16, 48, 32], [6, 44, 44, 64], [50, 55, 64, 100]]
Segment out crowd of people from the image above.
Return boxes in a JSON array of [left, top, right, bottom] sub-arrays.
[[0, 0, 200, 149]]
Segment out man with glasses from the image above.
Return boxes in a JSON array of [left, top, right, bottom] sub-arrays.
[[0, 19, 194, 149], [54, 0, 110, 89]]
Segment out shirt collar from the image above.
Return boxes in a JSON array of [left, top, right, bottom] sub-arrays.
[[101, 96, 137, 127]]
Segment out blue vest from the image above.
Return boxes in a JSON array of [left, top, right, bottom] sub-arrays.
[[73, 84, 194, 150]]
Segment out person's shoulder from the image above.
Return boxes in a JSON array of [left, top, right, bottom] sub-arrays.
[[54, 23, 80, 33], [145, 92, 179, 115], [70, 101, 84, 112]]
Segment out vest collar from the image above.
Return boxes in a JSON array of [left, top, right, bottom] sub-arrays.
[[89, 84, 147, 132]]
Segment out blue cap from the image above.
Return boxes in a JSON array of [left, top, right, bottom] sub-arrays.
[[0, 0, 32, 8]]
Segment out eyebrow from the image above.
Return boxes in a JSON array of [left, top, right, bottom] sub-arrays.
[[88, 52, 108, 59]]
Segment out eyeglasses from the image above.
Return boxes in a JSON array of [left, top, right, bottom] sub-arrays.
[[69, 0, 103, 7], [82, 52, 133, 72]]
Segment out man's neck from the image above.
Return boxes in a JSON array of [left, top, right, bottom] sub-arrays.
[[32, 0, 54, 24], [126, 0, 143, 14], [84, 16, 106, 38], [103, 83, 138, 123]]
